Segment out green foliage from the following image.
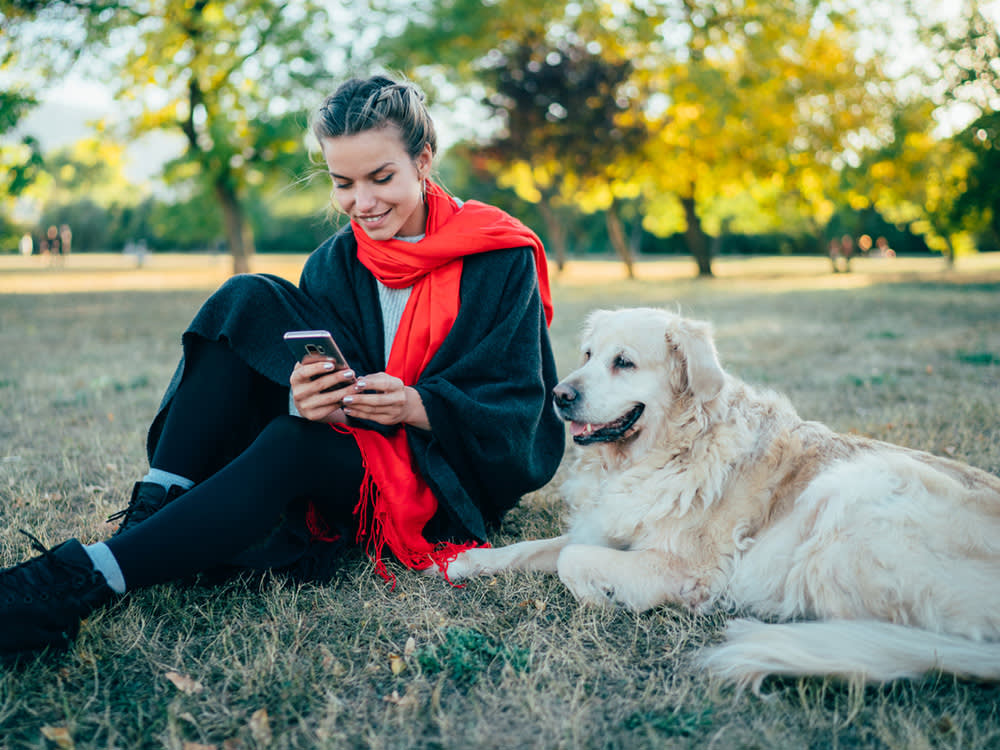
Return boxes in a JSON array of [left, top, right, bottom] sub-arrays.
[[0, 90, 36, 134], [953, 110, 1000, 242]]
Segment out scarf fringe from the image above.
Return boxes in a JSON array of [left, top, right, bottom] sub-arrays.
[[309, 422, 487, 589]]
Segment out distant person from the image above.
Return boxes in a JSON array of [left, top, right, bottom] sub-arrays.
[[59, 224, 72, 257], [875, 236, 895, 259], [0, 74, 564, 657], [827, 238, 841, 273], [839, 234, 854, 273], [18, 233, 33, 257], [46, 225, 61, 266]]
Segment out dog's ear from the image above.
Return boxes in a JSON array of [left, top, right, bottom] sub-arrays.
[[582, 309, 614, 339], [667, 318, 725, 402]]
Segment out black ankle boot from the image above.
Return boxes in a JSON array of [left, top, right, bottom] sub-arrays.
[[0, 533, 115, 657], [107, 481, 187, 536]]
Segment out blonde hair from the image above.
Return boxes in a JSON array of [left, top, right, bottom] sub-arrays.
[[311, 75, 437, 161]]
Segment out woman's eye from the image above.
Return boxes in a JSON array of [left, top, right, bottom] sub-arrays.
[[614, 355, 635, 370], [334, 182, 350, 190], [374, 174, 392, 184]]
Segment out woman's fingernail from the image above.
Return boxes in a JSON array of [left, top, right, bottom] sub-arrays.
[[322, 362, 335, 370], [343, 396, 353, 404], [355, 380, 366, 389], [343, 370, 355, 379]]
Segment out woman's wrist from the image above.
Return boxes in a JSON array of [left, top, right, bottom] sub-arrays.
[[402, 386, 431, 431]]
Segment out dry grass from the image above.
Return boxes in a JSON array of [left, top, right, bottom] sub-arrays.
[[1, 252, 999, 749]]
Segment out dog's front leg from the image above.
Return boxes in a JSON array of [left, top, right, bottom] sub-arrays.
[[556, 545, 709, 613], [437, 535, 571, 580]]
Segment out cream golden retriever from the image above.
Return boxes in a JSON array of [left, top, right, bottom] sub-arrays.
[[445, 307, 1000, 688]]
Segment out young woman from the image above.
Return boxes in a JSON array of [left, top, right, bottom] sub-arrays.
[[0, 75, 564, 657]]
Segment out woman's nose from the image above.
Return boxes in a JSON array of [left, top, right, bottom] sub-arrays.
[[354, 183, 376, 211]]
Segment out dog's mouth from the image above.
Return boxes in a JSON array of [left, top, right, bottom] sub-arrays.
[[567, 403, 645, 445]]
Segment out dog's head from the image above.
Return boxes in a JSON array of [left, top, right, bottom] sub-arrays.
[[553, 308, 726, 459]]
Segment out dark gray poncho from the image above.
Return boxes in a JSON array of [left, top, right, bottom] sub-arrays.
[[148, 225, 565, 548]]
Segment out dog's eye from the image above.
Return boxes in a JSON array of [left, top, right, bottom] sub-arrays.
[[583, 349, 591, 362], [614, 355, 635, 370]]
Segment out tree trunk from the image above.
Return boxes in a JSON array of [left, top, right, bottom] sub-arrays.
[[680, 194, 713, 277], [943, 235, 956, 268], [605, 200, 635, 279], [214, 174, 254, 276], [537, 201, 569, 273]]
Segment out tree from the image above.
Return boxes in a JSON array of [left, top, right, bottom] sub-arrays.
[[934, 1, 1000, 248], [632, 0, 894, 275], [849, 101, 978, 266], [388, 0, 651, 275], [953, 110, 1000, 247], [391, 0, 895, 277], [476, 33, 648, 275], [1, 4, 54, 216], [842, 0, 999, 265], [3, 0, 356, 274]]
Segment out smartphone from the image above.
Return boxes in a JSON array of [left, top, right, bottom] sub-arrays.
[[283, 330, 351, 370]]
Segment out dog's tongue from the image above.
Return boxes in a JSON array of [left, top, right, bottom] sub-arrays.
[[570, 421, 595, 438]]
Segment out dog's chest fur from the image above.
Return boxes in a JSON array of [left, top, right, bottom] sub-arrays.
[[560, 383, 855, 587]]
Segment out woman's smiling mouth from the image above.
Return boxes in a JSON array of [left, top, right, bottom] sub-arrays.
[[358, 210, 390, 225]]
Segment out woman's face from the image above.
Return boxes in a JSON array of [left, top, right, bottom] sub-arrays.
[[321, 126, 432, 241]]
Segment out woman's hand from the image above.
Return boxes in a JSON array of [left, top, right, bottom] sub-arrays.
[[290, 360, 357, 423], [342, 372, 430, 430]]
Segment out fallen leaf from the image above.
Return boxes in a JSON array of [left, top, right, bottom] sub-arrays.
[[383, 688, 418, 708], [40, 726, 74, 749], [404, 636, 416, 659], [165, 671, 204, 695], [389, 654, 407, 675], [250, 707, 272, 746]]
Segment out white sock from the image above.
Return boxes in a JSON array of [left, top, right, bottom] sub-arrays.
[[84, 542, 127, 594], [142, 468, 194, 491]]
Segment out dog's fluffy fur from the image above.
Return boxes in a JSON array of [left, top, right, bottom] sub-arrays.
[[446, 307, 1000, 688]]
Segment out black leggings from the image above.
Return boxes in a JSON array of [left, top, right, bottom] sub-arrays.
[[106, 339, 364, 589]]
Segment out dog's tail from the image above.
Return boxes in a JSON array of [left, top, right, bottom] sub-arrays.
[[698, 618, 1000, 690]]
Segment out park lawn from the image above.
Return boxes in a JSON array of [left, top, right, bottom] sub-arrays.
[[0, 252, 999, 749]]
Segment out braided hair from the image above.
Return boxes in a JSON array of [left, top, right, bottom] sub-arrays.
[[311, 75, 437, 162]]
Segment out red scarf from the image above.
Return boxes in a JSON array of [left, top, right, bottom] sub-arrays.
[[309, 181, 552, 584]]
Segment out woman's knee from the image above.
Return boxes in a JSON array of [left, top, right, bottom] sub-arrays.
[[257, 415, 322, 449], [255, 416, 363, 480]]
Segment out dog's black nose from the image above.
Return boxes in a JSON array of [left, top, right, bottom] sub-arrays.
[[552, 383, 578, 410]]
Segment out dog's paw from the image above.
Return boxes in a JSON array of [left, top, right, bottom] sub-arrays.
[[439, 548, 490, 581], [563, 576, 620, 608], [558, 562, 620, 608]]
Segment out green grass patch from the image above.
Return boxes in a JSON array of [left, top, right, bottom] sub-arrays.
[[957, 350, 999, 366], [414, 627, 530, 685]]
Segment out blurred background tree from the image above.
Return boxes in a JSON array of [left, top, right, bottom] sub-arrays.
[[1, 0, 365, 272], [391, 0, 909, 275], [1, 0, 998, 275]]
